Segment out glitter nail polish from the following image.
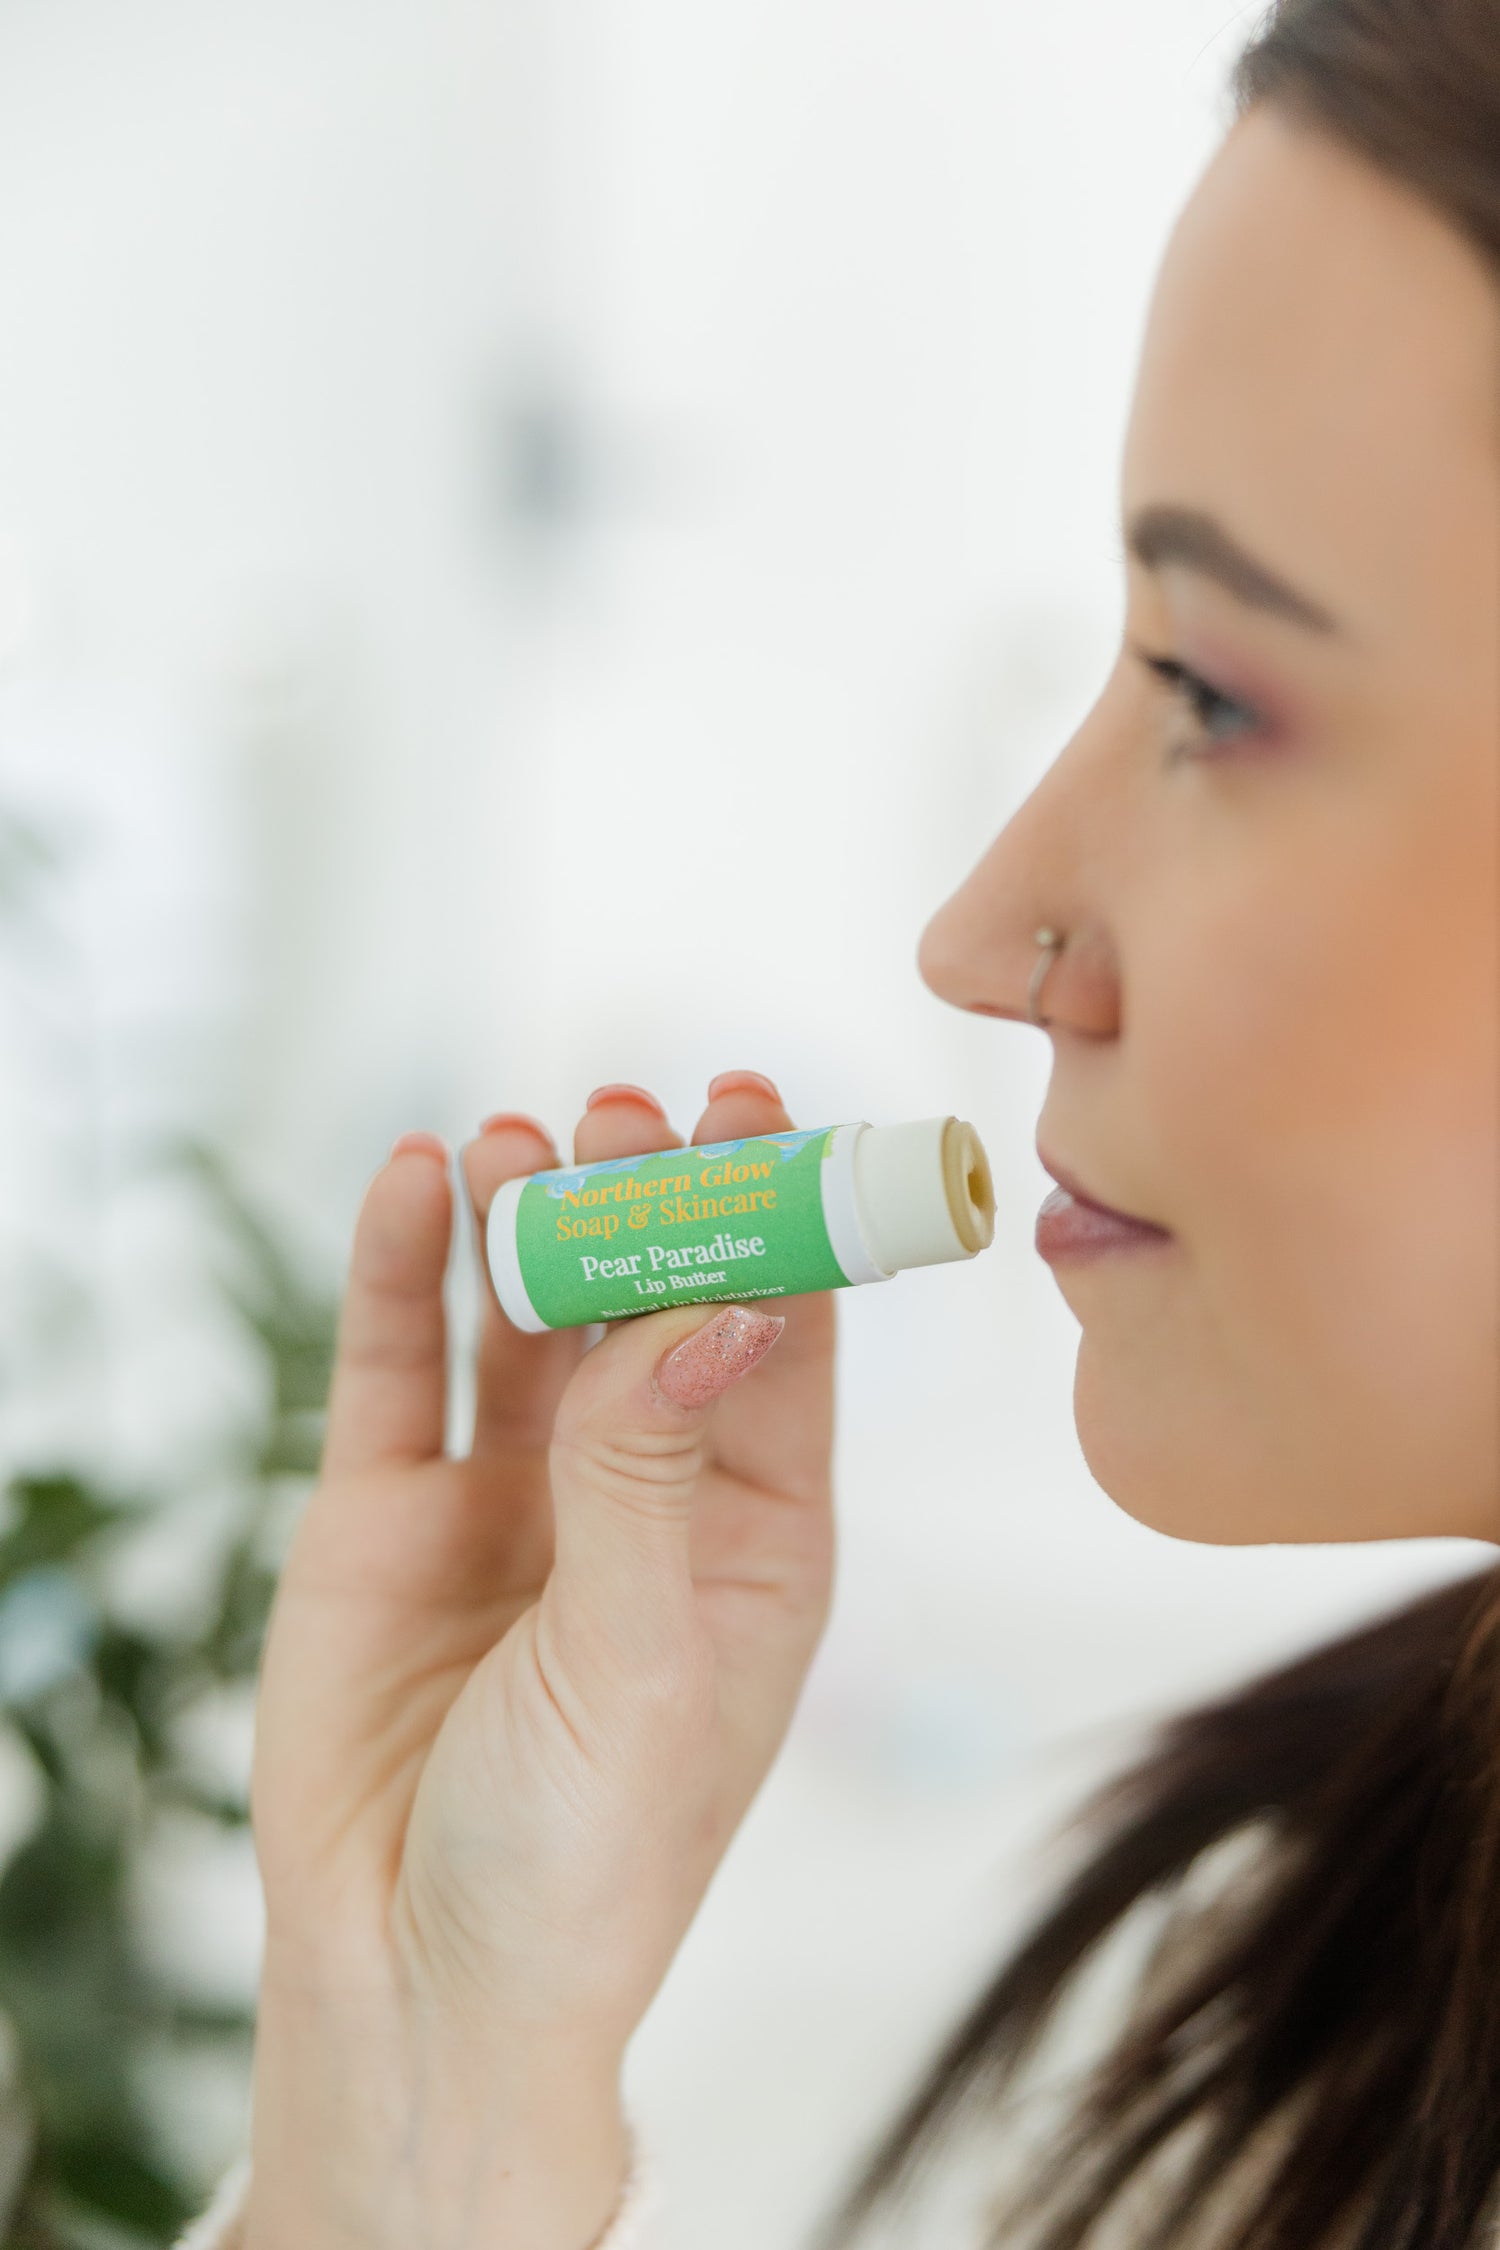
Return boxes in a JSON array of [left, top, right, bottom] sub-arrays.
[[485, 1116, 996, 1332], [653, 1305, 787, 1408]]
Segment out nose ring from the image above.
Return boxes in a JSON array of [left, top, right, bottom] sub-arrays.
[[1027, 926, 1065, 1026]]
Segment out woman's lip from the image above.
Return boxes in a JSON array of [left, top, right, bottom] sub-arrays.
[[1035, 1147, 1166, 1229], [1035, 1184, 1173, 1265]]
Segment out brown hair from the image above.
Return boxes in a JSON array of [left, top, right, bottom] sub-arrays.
[[817, 3, 1500, 2243]]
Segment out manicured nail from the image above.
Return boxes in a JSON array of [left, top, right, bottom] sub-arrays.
[[479, 1111, 557, 1149], [707, 1070, 782, 1103], [653, 1306, 787, 1409], [585, 1082, 667, 1115], [390, 1131, 449, 1162]]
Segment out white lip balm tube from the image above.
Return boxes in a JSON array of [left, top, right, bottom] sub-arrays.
[[486, 1114, 996, 1333]]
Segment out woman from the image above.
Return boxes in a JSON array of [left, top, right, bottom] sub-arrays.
[[178, 0, 1500, 2243]]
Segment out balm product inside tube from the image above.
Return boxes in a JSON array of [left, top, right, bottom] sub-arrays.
[[486, 1116, 996, 1333]]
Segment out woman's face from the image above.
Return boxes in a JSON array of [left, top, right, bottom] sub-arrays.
[[919, 104, 1500, 1546]]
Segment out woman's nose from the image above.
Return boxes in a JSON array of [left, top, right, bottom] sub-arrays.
[[916, 890, 1033, 1021], [917, 867, 1121, 1038], [917, 671, 1131, 1037]]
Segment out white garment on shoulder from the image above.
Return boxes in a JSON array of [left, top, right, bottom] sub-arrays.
[[170, 2156, 251, 2250], [169, 2133, 659, 2250]]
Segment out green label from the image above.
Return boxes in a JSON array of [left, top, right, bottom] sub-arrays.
[[514, 1126, 852, 1327]]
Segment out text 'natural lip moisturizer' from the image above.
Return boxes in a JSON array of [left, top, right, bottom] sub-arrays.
[[485, 1116, 997, 1332]]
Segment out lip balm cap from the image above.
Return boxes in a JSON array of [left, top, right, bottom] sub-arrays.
[[853, 1116, 996, 1273]]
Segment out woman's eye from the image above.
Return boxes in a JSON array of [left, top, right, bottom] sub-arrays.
[[1137, 651, 1262, 759]]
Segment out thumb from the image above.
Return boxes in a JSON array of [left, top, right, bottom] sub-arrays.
[[548, 1302, 786, 1632]]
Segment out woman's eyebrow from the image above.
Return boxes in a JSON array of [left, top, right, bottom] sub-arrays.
[[1123, 504, 1348, 636]]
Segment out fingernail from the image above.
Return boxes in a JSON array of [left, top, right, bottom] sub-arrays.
[[653, 1305, 787, 1409], [707, 1070, 782, 1103], [390, 1131, 449, 1162], [585, 1082, 667, 1115], [479, 1111, 558, 1149]]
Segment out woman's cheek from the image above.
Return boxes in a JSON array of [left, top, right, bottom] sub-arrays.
[[1138, 847, 1495, 1537]]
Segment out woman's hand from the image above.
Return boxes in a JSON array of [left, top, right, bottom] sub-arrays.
[[242, 1075, 837, 2250]]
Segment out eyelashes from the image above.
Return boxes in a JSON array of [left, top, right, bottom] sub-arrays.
[[1135, 650, 1264, 758]]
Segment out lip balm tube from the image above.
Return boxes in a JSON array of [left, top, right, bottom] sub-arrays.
[[485, 1115, 996, 1333]]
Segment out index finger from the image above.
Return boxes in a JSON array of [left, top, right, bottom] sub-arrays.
[[466, 1091, 697, 1411], [322, 1136, 454, 1478], [461, 1117, 589, 1457]]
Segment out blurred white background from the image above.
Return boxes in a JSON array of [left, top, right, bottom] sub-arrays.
[[0, 2, 1483, 2242]]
